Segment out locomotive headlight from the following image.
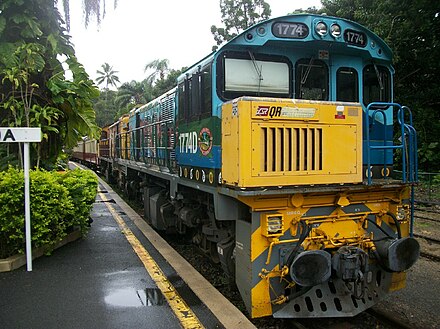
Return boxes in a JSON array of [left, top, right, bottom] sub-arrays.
[[330, 23, 341, 38], [267, 216, 283, 234], [315, 22, 328, 36], [262, 214, 284, 237], [396, 206, 407, 221]]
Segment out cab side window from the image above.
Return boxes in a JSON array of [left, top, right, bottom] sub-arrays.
[[337, 67, 359, 102], [363, 65, 391, 106], [295, 58, 328, 100]]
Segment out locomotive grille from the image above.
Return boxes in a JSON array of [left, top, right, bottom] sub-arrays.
[[160, 93, 175, 121], [258, 125, 323, 173], [222, 99, 362, 187]]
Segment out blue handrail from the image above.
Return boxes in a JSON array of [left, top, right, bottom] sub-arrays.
[[365, 102, 418, 185], [365, 102, 418, 237], [400, 106, 418, 182]]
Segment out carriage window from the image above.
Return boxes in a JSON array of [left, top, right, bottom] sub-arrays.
[[363, 64, 391, 106], [337, 67, 358, 102], [100, 130, 108, 139], [218, 51, 291, 100], [295, 58, 328, 100]]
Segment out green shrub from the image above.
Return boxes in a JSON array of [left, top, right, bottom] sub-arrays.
[[57, 169, 98, 233], [0, 167, 26, 258], [29, 169, 74, 249], [0, 167, 98, 259]]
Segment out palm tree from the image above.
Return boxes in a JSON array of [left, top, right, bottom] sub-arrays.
[[95, 62, 120, 90], [144, 59, 170, 83], [115, 79, 153, 109]]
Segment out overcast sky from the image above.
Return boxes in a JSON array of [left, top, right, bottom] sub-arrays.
[[66, 0, 321, 85]]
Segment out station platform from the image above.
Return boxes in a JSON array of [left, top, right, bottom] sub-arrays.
[[0, 173, 256, 329]]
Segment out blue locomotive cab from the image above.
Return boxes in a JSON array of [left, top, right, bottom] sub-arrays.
[[193, 14, 416, 184]]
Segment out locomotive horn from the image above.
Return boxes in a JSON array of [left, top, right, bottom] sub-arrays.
[[375, 237, 420, 272], [289, 250, 331, 286]]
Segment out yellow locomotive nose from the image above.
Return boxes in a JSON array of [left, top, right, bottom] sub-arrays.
[[289, 250, 332, 286]]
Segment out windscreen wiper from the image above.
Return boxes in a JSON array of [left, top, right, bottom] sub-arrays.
[[248, 51, 263, 94]]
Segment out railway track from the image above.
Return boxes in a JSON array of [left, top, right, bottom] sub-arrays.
[[414, 233, 440, 245], [414, 214, 440, 223], [413, 232, 440, 262], [412, 201, 440, 262], [366, 308, 414, 329], [414, 203, 440, 221]]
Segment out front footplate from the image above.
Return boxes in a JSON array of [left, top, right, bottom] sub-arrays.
[[273, 265, 398, 318]]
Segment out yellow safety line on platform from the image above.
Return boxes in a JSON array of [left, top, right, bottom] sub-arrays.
[[99, 192, 205, 329]]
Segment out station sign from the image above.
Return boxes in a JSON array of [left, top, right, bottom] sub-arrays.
[[0, 127, 42, 272], [0, 127, 42, 143]]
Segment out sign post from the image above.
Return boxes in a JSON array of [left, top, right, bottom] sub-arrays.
[[0, 127, 42, 271]]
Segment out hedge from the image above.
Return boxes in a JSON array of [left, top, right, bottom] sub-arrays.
[[0, 167, 98, 259]]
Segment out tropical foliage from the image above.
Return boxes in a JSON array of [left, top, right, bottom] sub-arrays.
[[0, 167, 98, 259], [211, 0, 271, 50], [93, 89, 118, 127], [144, 59, 170, 84], [93, 63, 185, 127], [115, 80, 153, 109], [60, 0, 119, 30], [0, 0, 100, 169], [95, 62, 120, 89]]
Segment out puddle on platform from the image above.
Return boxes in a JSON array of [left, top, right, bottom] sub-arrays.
[[97, 226, 119, 232], [96, 199, 116, 203], [137, 288, 165, 306], [105, 288, 165, 307]]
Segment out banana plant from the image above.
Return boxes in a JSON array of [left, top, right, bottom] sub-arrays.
[[0, 0, 100, 169]]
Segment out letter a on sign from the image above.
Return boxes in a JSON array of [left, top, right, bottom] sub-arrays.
[[0, 127, 41, 143], [2, 129, 16, 141]]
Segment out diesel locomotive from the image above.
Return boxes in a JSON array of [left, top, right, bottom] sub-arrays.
[[74, 14, 420, 318]]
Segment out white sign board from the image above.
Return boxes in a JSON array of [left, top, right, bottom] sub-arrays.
[[0, 127, 42, 272], [0, 127, 42, 143]]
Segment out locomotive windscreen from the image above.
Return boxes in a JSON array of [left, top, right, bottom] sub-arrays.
[[224, 58, 289, 94]]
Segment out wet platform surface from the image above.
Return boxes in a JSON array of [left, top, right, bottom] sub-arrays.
[[0, 176, 253, 329]]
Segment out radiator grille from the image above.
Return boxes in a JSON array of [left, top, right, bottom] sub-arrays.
[[260, 126, 323, 172]]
